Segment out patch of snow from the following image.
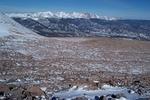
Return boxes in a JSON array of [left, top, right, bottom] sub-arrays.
[[101, 84, 120, 89], [0, 79, 6, 82], [0, 97, 6, 100], [116, 97, 127, 100], [16, 63, 21, 66], [52, 84, 146, 100], [41, 87, 47, 91], [0, 24, 11, 37], [16, 79, 21, 82], [93, 81, 99, 83]]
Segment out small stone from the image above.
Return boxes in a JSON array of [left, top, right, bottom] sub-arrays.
[[51, 96, 57, 100], [111, 94, 117, 98], [99, 95, 107, 100], [72, 96, 88, 100], [107, 98, 112, 100], [95, 96, 100, 100], [93, 81, 99, 87], [128, 90, 131, 94]]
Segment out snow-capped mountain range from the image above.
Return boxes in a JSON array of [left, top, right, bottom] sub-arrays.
[[7, 11, 117, 20], [0, 11, 150, 40]]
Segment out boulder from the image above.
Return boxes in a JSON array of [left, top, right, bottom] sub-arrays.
[[26, 85, 45, 97], [0, 84, 10, 95], [10, 87, 25, 99], [94, 96, 100, 100]]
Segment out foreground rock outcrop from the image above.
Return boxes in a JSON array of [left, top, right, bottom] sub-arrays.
[[0, 84, 46, 100]]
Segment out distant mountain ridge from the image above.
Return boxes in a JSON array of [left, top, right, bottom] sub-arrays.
[[5, 11, 150, 41], [7, 11, 117, 20]]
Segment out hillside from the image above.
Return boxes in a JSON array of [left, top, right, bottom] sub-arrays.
[[0, 12, 150, 99]]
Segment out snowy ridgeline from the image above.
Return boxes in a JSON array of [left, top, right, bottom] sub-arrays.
[[52, 84, 149, 100], [0, 12, 39, 38], [7, 11, 117, 20]]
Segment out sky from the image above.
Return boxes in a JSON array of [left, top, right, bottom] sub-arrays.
[[0, 0, 150, 19]]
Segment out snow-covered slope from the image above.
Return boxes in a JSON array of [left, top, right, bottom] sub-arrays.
[[7, 11, 117, 20], [0, 12, 38, 37]]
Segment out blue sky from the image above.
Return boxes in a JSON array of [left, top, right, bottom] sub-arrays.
[[0, 0, 150, 19]]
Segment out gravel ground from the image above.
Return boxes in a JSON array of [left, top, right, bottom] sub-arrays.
[[0, 37, 150, 99]]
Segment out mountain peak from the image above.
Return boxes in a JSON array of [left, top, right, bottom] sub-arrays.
[[7, 11, 118, 20]]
